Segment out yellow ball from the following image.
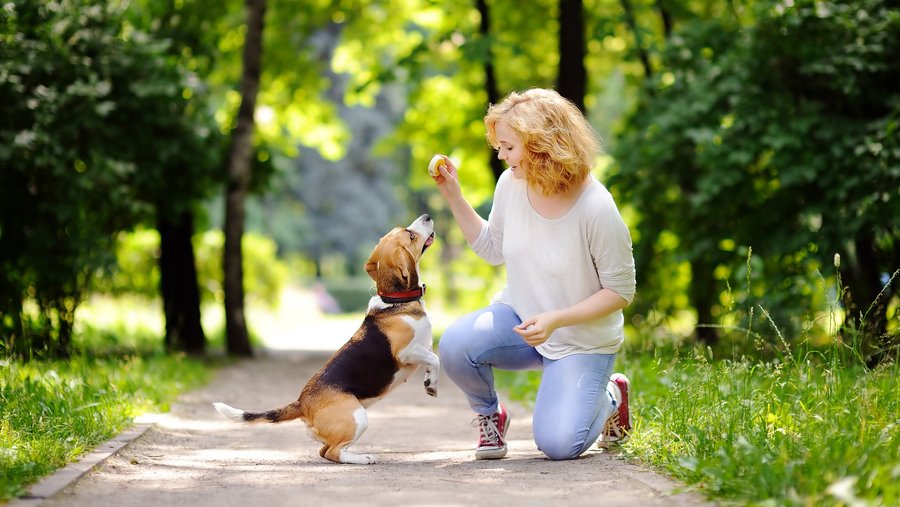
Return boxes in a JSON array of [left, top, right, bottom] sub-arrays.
[[427, 155, 447, 177]]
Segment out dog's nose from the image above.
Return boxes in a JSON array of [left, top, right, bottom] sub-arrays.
[[421, 214, 431, 222]]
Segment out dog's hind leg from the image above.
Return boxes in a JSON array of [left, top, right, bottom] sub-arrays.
[[309, 397, 375, 465]]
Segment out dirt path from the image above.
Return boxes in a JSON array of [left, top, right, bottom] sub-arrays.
[[37, 346, 712, 507]]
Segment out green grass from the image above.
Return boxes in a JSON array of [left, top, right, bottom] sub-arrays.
[[497, 348, 900, 505], [0, 351, 212, 501], [494, 257, 899, 505]]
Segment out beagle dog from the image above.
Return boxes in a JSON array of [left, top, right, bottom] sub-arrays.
[[213, 214, 439, 465]]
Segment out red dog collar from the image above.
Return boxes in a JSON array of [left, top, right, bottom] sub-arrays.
[[378, 284, 426, 304]]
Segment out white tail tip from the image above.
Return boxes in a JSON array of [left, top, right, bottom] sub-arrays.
[[213, 402, 245, 422]]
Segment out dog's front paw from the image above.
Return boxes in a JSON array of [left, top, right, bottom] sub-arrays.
[[424, 379, 437, 397]]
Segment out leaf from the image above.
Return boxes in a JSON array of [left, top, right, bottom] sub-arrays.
[[95, 101, 115, 116], [13, 130, 36, 147]]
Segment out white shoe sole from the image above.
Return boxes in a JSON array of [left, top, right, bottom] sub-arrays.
[[475, 445, 508, 459]]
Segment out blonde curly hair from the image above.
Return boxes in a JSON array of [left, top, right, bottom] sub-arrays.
[[484, 88, 600, 196]]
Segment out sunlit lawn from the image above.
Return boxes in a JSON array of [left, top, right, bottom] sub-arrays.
[[2, 295, 220, 501], [0, 352, 211, 501]]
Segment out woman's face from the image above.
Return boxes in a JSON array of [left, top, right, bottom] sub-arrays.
[[495, 120, 526, 179]]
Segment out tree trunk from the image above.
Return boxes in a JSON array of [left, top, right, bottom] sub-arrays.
[[557, 0, 587, 113], [655, 0, 673, 38], [223, 0, 266, 357], [842, 231, 893, 366], [475, 0, 505, 183], [158, 210, 206, 356], [690, 258, 719, 346], [620, 0, 654, 80]]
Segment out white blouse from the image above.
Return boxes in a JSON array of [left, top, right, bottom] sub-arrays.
[[470, 170, 636, 359]]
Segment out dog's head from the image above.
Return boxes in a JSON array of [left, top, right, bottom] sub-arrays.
[[365, 214, 435, 295]]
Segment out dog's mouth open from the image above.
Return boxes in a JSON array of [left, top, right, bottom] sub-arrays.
[[422, 233, 434, 254]]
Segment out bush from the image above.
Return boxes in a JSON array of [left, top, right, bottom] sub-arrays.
[[0, 0, 221, 357], [194, 230, 289, 308], [322, 277, 374, 312], [94, 228, 288, 308], [93, 229, 161, 299]]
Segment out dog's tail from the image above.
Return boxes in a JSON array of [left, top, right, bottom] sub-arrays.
[[212, 400, 303, 424]]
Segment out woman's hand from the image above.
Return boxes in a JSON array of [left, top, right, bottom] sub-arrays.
[[515, 290, 629, 347], [513, 312, 560, 347], [427, 154, 484, 245], [430, 155, 462, 201]]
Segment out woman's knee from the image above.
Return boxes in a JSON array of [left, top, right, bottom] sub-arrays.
[[533, 417, 588, 460], [534, 429, 585, 461]]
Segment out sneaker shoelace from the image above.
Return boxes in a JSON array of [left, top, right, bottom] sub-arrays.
[[473, 413, 504, 447], [603, 411, 626, 440]]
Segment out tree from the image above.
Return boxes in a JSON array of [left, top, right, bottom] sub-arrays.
[[0, 0, 219, 358], [224, 0, 266, 357], [475, 0, 505, 181], [612, 0, 900, 361], [557, 0, 587, 112], [121, 0, 232, 356], [734, 0, 899, 363]]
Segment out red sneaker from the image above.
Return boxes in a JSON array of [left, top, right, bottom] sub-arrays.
[[599, 373, 631, 448], [473, 404, 510, 459]]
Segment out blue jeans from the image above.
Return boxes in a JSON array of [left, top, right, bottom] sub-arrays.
[[438, 303, 618, 460]]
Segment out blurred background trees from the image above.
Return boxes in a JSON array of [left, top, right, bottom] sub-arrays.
[[1, 0, 897, 364], [612, 0, 900, 364]]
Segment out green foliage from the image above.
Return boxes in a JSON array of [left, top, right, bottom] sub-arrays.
[[194, 230, 289, 308], [0, 0, 222, 357], [0, 352, 211, 501], [495, 344, 900, 505], [94, 229, 288, 308], [322, 277, 375, 313], [611, 0, 900, 355], [337, 0, 563, 197], [94, 229, 161, 299], [420, 236, 507, 313]]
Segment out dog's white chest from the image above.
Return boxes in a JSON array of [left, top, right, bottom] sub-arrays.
[[387, 314, 434, 387], [399, 314, 432, 351]]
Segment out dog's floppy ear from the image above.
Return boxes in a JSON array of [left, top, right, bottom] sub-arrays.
[[393, 246, 419, 290], [365, 258, 378, 277], [365, 236, 388, 280]]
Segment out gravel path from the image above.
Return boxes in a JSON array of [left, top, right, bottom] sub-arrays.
[[35, 344, 713, 507]]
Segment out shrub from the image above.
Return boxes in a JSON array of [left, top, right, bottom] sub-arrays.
[[94, 229, 288, 308]]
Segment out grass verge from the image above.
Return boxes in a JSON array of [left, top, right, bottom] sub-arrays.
[[497, 349, 900, 505], [0, 352, 212, 501]]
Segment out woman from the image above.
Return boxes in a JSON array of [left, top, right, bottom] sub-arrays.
[[430, 88, 636, 460]]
